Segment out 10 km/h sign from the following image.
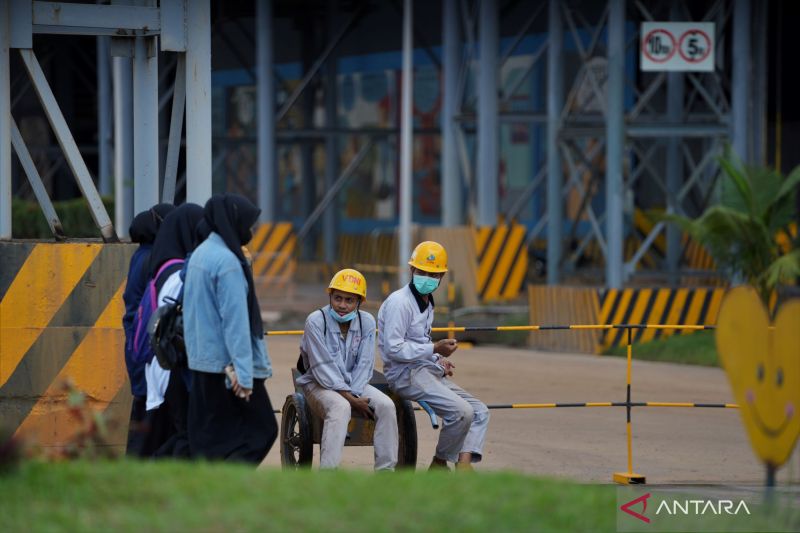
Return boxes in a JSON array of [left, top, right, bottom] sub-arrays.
[[640, 22, 715, 72]]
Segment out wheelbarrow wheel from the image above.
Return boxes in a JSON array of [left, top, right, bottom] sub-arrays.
[[395, 398, 418, 469], [280, 393, 313, 468]]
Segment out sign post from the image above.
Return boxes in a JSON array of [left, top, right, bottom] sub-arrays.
[[640, 22, 715, 72]]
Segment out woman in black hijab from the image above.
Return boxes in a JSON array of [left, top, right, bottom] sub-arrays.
[[184, 194, 277, 465], [123, 203, 174, 456], [148, 203, 205, 292], [141, 203, 205, 459]]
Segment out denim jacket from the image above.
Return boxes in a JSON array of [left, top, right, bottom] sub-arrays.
[[183, 232, 272, 388]]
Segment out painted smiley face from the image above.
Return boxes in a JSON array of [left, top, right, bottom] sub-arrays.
[[715, 287, 800, 468]]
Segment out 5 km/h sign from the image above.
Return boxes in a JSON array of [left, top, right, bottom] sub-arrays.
[[640, 22, 715, 72]]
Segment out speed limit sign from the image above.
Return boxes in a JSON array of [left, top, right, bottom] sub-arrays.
[[640, 22, 715, 72]]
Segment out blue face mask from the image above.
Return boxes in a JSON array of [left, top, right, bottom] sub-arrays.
[[328, 307, 357, 323], [413, 274, 440, 295]]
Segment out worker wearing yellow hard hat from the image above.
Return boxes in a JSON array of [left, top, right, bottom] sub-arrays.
[[378, 241, 489, 471], [295, 268, 398, 470]]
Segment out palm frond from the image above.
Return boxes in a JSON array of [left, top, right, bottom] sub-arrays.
[[776, 164, 800, 202], [718, 152, 753, 214], [762, 250, 800, 290]]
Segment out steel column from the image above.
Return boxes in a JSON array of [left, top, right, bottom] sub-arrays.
[[323, 2, 338, 264], [0, 0, 10, 239], [113, 54, 134, 237], [665, 4, 684, 281], [731, 0, 750, 162], [185, 0, 212, 204], [442, 0, 462, 226], [398, 0, 413, 286], [752, 0, 767, 165], [97, 34, 113, 197], [162, 54, 185, 203], [546, 0, 563, 284], [605, 0, 625, 288], [476, 0, 499, 226], [257, 0, 276, 222], [132, 34, 159, 213], [300, 25, 316, 259]]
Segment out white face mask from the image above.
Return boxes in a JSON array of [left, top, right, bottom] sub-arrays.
[[328, 307, 357, 323]]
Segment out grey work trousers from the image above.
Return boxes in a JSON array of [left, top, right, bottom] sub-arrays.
[[302, 382, 398, 470], [392, 366, 489, 463]]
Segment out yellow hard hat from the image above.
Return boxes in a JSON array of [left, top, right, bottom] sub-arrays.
[[408, 241, 448, 273], [327, 268, 367, 300]]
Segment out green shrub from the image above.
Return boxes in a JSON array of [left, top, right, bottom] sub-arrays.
[[12, 197, 114, 239]]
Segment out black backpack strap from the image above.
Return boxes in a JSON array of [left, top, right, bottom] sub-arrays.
[[297, 309, 328, 375]]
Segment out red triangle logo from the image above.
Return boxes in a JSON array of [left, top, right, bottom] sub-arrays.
[[620, 492, 651, 524]]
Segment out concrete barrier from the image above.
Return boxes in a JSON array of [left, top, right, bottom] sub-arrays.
[[0, 241, 134, 453]]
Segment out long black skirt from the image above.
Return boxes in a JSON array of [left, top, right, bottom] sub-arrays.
[[187, 371, 278, 465], [125, 396, 148, 456], [128, 370, 191, 459], [152, 369, 191, 459]]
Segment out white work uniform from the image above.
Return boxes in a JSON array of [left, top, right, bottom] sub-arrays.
[[297, 306, 398, 470], [378, 284, 489, 463]]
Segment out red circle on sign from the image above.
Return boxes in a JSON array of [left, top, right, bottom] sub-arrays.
[[678, 30, 712, 63], [642, 29, 677, 63]]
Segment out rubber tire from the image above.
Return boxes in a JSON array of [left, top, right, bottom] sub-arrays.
[[395, 398, 418, 469], [280, 393, 313, 468]]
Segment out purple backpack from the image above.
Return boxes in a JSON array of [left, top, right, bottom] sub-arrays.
[[130, 258, 185, 364]]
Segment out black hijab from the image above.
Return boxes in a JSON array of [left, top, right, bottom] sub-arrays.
[[147, 203, 205, 280], [200, 194, 263, 337], [129, 203, 175, 244]]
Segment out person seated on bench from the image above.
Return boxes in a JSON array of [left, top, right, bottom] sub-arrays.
[[296, 269, 398, 470], [378, 241, 489, 472]]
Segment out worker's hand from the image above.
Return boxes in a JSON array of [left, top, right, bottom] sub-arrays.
[[349, 396, 376, 420], [434, 338, 458, 357], [437, 357, 456, 377]]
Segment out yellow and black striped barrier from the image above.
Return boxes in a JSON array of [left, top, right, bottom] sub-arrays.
[[598, 287, 724, 349], [0, 241, 134, 451], [248, 222, 297, 287], [528, 285, 725, 353], [474, 222, 528, 302]]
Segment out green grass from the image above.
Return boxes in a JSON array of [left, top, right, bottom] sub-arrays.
[[604, 330, 719, 366], [1, 460, 616, 532], [1, 461, 796, 532]]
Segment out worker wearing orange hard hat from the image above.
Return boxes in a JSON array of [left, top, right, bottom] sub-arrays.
[[377, 242, 489, 471], [296, 268, 398, 470]]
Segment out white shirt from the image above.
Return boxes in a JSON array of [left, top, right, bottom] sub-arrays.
[[296, 306, 376, 395], [377, 284, 440, 388], [145, 270, 182, 411]]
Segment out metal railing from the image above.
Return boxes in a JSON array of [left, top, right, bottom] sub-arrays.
[[266, 322, 734, 484]]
